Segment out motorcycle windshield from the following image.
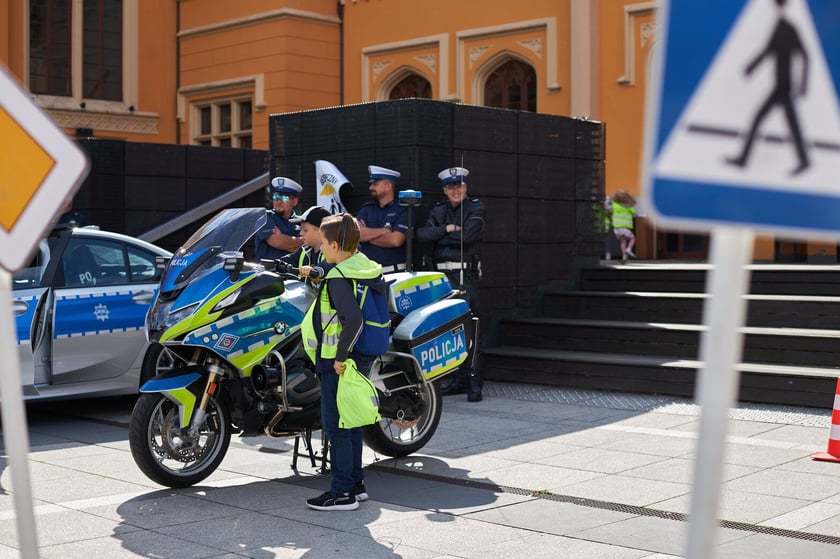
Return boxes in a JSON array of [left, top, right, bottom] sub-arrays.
[[161, 208, 267, 293]]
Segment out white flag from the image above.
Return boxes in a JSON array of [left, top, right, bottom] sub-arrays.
[[314, 160, 350, 214]]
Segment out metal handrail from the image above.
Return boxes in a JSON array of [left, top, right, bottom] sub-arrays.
[[138, 172, 270, 243]]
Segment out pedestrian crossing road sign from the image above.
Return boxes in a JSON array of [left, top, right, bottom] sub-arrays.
[[645, 0, 840, 237]]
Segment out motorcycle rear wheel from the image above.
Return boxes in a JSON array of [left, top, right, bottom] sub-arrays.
[[129, 393, 231, 488], [363, 381, 442, 457]]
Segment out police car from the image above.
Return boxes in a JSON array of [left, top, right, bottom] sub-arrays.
[[12, 224, 172, 401]]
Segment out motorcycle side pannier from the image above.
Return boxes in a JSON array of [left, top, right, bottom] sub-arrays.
[[391, 298, 475, 381], [387, 272, 453, 316]]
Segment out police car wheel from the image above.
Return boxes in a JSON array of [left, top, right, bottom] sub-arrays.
[[362, 381, 442, 457]]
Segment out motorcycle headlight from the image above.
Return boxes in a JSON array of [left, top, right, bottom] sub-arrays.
[[164, 302, 200, 329], [212, 289, 241, 313]]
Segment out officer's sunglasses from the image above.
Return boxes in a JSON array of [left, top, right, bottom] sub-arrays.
[[271, 193, 291, 202]]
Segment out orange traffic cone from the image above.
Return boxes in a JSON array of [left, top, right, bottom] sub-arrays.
[[813, 378, 840, 463]]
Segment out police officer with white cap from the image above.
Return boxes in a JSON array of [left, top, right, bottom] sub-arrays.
[[417, 166, 486, 402], [356, 165, 409, 272], [254, 177, 305, 260]]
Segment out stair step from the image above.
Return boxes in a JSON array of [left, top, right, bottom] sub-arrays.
[[482, 346, 839, 408], [580, 263, 840, 295], [483, 346, 840, 377], [542, 291, 840, 328], [503, 317, 840, 338], [499, 318, 840, 360]]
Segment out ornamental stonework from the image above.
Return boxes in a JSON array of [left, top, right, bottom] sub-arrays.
[[517, 38, 542, 59], [48, 110, 159, 135], [414, 54, 436, 72], [373, 61, 392, 79], [641, 22, 658, 48], [469, 46, 492, 68]]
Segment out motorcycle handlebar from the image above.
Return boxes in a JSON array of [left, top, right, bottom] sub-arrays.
[[260, 259, 324, 279]]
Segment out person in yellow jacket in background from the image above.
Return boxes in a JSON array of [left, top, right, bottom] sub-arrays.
[[611, 190, 637, 263], [300, 213, 388, 511]]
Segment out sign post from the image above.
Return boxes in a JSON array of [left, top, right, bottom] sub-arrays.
[[645, 1, 840, 557], [0, 65, 89, 557]]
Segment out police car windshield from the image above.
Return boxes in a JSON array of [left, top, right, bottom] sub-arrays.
[[180, 208, 267, 257]]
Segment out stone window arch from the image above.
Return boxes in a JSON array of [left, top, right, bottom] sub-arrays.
[[477, 54, 537, 111], [388, 73, 432, 100], [377, 67, 433, 101]]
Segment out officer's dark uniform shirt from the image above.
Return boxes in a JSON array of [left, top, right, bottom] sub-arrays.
[[254, 211, 300, 261], [417, 197, 486, 266], [356, 199, 409, 268]]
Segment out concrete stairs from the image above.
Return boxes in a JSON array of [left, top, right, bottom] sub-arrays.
[[483, 263, 840, 408]]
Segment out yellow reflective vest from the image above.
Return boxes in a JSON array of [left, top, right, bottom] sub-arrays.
[[612, 203, 636, 230], [301, 252, 383, 363]]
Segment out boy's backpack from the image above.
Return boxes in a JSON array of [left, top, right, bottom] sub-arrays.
[[351, 278, 391, 356]]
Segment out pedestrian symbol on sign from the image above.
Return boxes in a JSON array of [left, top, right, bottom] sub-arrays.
[[726, 0, 810, 176], [651, 0, 840, 208]]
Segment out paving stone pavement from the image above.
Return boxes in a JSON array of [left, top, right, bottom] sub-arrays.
[[1, 381, 839, 558]]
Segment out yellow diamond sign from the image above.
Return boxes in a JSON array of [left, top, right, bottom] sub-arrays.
[[0, 67, 89, 272], [0, 107, 56, 231]]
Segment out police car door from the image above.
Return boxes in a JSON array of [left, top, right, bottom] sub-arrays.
[[51, 236, 157, 385], [12, 237, 59, 391]]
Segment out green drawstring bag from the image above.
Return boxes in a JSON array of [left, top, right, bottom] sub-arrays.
[[337, 358, 381, 429]]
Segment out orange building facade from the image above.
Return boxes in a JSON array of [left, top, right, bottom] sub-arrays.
[[1, 0, 824, 261]]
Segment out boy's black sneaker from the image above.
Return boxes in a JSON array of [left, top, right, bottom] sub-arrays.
[[306, 491, 359, 511], [352, 480, 369, 502]]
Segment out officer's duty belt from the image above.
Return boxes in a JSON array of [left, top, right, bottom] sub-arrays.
[[436, 261, 476, 271], [381, 263, 407, 273]]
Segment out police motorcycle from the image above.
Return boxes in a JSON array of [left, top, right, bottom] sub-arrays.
[[128, 207, 478, 488]]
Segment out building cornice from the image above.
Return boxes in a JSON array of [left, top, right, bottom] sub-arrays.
[[178, 8, 340, 39]]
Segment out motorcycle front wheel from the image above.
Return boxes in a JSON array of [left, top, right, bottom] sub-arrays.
[[129, 393, 231, 488], [363, 381, 442, 457]]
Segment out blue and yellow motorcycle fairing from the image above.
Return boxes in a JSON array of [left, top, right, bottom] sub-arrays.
[[128, 208, 478, 488]]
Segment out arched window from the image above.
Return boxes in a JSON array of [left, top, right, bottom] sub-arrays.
[[388, 74, 432, 100], [484, 59, 537, 111]]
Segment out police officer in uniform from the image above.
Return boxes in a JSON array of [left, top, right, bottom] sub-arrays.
[[417, 166, 486, 402], [254, 177, 305, 261], [356, 165, 409, 273]]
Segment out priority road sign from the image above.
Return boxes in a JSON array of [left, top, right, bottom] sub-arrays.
[[0, 66, 89, 273], [645, 0, 840, 238]]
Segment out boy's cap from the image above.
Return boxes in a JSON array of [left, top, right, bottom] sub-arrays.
[[290, 206, 331, 227]]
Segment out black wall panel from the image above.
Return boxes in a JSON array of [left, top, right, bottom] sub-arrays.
[[518, 111, 576, 157], [375, 98, 453, 148], [186, 145, 245, 180], [518, 155, 576, 200], [454, 104, 518, 152], [125, 176, 185, 211], [125, 142, 186, 176]]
